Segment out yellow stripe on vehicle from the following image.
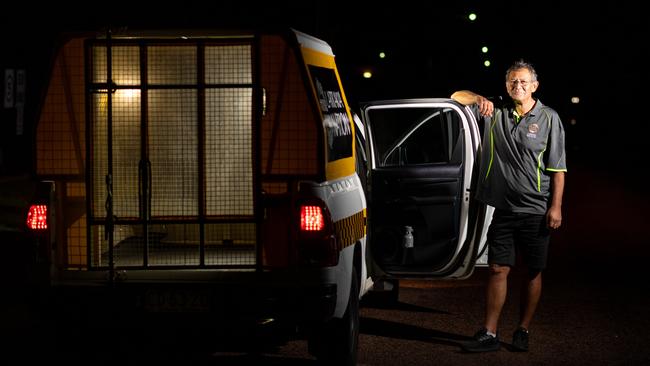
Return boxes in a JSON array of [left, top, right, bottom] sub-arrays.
[[333, 210, 366, 251], [301, 47, 356, 181]]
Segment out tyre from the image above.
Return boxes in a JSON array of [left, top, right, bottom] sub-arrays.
[[308, 267, 360, 366]]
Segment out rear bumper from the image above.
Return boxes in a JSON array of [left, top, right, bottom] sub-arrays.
[[48, 269, 338, 325]]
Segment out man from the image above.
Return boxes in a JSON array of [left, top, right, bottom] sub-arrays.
[[451, 59, 567, 352]]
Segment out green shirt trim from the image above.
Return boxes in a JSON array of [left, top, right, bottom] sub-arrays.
[[484, 112, 498, 181]]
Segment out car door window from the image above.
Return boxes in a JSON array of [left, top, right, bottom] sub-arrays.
[[368, 107, 461, 167]]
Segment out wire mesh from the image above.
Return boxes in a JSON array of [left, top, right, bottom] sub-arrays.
[[87, 40, 257, 268], [148, 89, 199, 217]]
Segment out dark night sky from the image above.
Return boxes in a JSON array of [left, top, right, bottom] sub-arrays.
[[1, 1, 647, 175]]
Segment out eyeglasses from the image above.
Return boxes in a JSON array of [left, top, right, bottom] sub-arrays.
[[507, 79, 533, 87]]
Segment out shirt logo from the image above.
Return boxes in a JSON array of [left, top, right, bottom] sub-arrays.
[[526, 123, 539, 139]]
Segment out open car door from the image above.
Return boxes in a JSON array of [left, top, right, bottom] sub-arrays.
[[362, 99, 489, 280]]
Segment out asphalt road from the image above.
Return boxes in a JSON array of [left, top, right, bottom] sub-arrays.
[[376, 159, 650, 366], [2, 160, 649, 365]]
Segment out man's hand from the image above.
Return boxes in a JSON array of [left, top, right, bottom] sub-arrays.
[[476, 95, 494, 117], [547, 205, 562, 229]]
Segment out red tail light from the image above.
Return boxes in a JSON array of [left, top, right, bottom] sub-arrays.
[[297, 200, 338, 267], [27, 204, 48, 230], [301, 205, 325, 231]]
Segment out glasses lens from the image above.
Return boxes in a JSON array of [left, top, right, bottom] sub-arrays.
[[509, 80, 529, 87]]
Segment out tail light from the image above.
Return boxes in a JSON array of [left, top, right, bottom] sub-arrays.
[[301, 205, 325, 231], [297, 199, 338, 267], [27, 204, 48, 230], [25, 182, 54, 272]]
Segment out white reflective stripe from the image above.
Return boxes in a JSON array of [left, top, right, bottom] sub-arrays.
[[292, 29, 334, 56], [324, 174, 366, 222]]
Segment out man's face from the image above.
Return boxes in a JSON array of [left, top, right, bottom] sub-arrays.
[[505, 68, 538, 103]]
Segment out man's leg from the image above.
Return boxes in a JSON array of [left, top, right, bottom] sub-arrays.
[[519, 270, 542, 329], [485, 264, 510, 333], [461, 210, 514, 352], [518, 213, 549, 330], [512, 212, 549, 352], [511, 270, 541, 351], [462, 263, 510, 352]]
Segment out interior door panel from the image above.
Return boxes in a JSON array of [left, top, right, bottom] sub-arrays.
[[363, 101, 476, 277], [370, 164, 462, 273]]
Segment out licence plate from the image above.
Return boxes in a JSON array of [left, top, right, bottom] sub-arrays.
[[140, 289, 211, 312]]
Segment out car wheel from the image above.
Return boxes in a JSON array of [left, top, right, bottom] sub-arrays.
[[308, 267, 359, 365]]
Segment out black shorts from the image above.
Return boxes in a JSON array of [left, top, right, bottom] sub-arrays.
[[487, 209, 550, 270]]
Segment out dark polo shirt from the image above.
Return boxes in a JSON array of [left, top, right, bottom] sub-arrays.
[[472, 99, 567, 215]]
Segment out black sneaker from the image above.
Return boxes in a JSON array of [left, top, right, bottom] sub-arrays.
[[461, 329, 500, 353], [512, 327, 529, 352]]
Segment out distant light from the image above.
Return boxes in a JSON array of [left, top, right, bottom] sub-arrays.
[[481, 46, 489, 53], [363, 71, 373, 79], [379, 52, 386, 59], [468, 13, 477, 21], [483, 60, 491, 67], [570, 118, 577, 125], [571, 96, 580, 104]]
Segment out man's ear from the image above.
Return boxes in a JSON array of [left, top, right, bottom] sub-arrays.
[[531, 81, 539, 93]]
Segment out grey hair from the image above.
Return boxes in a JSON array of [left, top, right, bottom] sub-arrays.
[[505, 59, 538, 82]]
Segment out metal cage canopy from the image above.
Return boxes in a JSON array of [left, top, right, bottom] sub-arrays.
[[36, 29, 324, 271]]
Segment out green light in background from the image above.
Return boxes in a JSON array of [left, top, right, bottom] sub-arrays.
[[481, 46, 489, 53], [468, 13, 477, 21], [379, 52, 386, 59], [483, 60, 491, 67], [363, 71, 373, 79]]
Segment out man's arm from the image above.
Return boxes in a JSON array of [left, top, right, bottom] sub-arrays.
[[547, 171, 565, 229], [451, 90, 494, 117]]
